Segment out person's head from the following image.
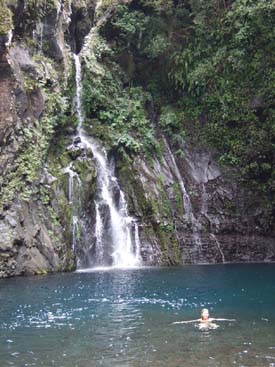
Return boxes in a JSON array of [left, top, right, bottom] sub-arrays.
[[201, 308, 209, 320]]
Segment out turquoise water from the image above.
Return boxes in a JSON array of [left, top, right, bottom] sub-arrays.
[[0, 264, 275, 367]]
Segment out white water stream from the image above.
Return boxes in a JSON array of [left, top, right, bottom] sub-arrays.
[[62, 162, 81, 250], [211, 233, 225, 263], [202, 184, 225, 263], [73, 54, 141, 268], [163, 137, 202, 251], [163, 138, 195, 223]]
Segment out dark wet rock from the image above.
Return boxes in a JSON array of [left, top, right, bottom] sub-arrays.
[[0, 34, 10, 55], [0, 1, 80, 278], [28, 88, 45, 119], [0, 199, 75, 278], [67, 144, 83, 160], [68, 0, 96, 53], [250, 95, 265, 109], [112, 185, 121, 208], [9, 46, 37, 76], [100, 203, 111, 229], [6, 215, 17, 228], [66, 126, 76, 135], [74, 136, 82, 145], [40, 169, 57, 185], [14, 87, 29, 118]]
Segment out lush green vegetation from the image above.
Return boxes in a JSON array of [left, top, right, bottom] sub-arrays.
[[0, 54, 71, 209], [0, 0, 13, 35], [83, 0, 275, 207], [82, 35, 160, 160], [26, 0, 59, 18], [170, 0, 275, 203]]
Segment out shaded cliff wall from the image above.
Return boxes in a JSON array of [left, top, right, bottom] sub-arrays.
[[0, 0, 84, 277], [118, 145, 275, 265]]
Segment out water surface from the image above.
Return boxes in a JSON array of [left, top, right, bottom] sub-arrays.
[[0, 264, 275, 366]]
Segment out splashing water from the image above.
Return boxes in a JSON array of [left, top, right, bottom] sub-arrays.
[[62, 163, 82, 250], [134, 221, 142, 264]]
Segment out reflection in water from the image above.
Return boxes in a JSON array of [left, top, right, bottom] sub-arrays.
[[94, 270, 144, 367], [0, 265, 275, 366]]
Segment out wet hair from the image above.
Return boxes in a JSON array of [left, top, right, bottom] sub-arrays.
[[201, 308, 209, 316]]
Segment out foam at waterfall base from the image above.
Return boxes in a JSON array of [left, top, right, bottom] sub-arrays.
[[76, 265, 145, 273]]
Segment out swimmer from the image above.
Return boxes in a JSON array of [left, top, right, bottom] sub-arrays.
[[173, 308, 236, 329]]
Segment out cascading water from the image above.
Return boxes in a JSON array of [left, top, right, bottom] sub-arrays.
[[134, 222, 142, 264], [33, 14, 44, 52], [163, 138, 195, 224], [163, 137, 203, 252], [202, 184, 225, 263], [210, 233, 225, 263], [62, 163, 81, 205], [94, 203, 104, 264], [73, 54, 141, 268], [62, 163, 82, 250]]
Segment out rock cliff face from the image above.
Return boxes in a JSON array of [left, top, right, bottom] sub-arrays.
[[118, 143, 275, 266], [0, 0, 76, 277], [0, 0, 274, 277]]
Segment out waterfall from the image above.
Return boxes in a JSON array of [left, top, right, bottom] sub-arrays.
[[62, 162, 81, 204], [201, 184, 208, 217], [163, 138, 196, 224], [72, 216, 79, 251], [33, 22, 44, 52], [163, 137, 202, 251], [210, 234, 225, 263], [73, 54, 141, 268], [134, 222, 142, 264], [62, 163, 81, 250], [202, 184, 225, 263], [94, 203, 104, 264]]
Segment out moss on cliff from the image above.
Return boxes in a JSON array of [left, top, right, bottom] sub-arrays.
[[154, 224, 180, 265], [0, 50, 73, 210], [26, 0, 59, 19], [116, 156, 181, 265], [0, 0, 13, 35]]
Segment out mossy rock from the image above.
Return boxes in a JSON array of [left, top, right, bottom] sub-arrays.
[[117, 161, 151, 218], [73, 159, 96, 181], [84, 119, 113, 151], [72, 0, 89, 10], [0, 1, 13, 35], [26, 0, 59, 19], [155, 223, 181, 266], [36, 269, 48, 275]]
